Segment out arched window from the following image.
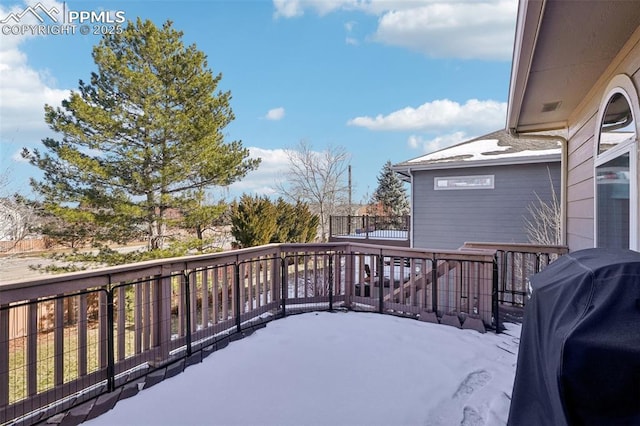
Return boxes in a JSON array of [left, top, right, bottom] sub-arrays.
[[594, 75, 638, 250]]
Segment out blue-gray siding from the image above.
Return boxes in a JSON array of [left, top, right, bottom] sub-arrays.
[[411, 162, 561, 250]]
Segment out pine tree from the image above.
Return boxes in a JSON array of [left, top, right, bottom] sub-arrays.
[[230, 195, 277, 248], [179, 188, 227, 251], [371, 160, 410, 217], [24, 19, 260, 250], [272, 199, 319, 243], [230, 196, 319, 248]]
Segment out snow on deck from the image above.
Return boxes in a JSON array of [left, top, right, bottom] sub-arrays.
[[86, 311, 521, 426]]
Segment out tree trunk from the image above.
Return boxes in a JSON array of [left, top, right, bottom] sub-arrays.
[[147, 192, 164, 250]]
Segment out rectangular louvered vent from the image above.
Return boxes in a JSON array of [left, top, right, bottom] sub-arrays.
[[542, 101, 562, 112]]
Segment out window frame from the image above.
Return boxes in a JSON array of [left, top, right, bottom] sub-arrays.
[[593, 74, 639, 250], [433, 175, 495, 191]]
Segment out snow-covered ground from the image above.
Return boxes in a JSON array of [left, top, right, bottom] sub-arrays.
[[86, 311, 520, 426]]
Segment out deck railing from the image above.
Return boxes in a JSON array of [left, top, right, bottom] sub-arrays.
[[461, 242, 569, 304], [329, 215, 410, 242], [0, 241, 566, 425]]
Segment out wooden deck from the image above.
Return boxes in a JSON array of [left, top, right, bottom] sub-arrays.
[[0, 241, 566, 425]]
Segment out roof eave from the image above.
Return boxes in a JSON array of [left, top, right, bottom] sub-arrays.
[[393, 153, 561, 173], [506, 0, 547, 133], [513, 121, 568, 134]]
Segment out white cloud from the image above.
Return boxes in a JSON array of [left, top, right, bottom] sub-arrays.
[[226, 147, 290, 198], [272, 0, 517, 61], [374, 1, 517, 60], [273, 0, 303, 18], [344, 20, 356, 32], [348, 99, 506, 133], [0, 53, 69, 140], [0, 1, 69, 148], [264, 107, 285, 121], [274, 0, 358, 18], [344, 20, 359, 45], [0, 1, 69, 193]]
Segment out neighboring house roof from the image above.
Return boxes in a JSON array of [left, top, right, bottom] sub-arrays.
[[393, 129, 561, 176], [507, 0, 640, 133]]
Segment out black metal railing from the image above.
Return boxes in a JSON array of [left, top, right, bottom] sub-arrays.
[[329, 215, 410, 242]]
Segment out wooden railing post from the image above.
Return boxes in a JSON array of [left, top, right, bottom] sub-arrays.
[[271, 256, 279, 307], [77, 294, 88, 378], [27, 303, 37, 397], [0, 305, 8, 410], [328, 254, 334, 311], [234, 260, 241, 333], [431, 256, 438, 314], [99, 287, 109, 375], [201, 269, 209, 333], [153, 267, 173, 363], [142, 280, 151, 352], [54, 297, 64, 387], [378, 253, 384, 313], [281, 256, 287, 317], [492, 256, 500, 333], [344, 251, 353, 308], [271, 257, 277, 308], [183, 273, 192, 356]]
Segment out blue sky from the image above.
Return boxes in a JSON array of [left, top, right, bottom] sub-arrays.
[[0, 0, 517, 203]]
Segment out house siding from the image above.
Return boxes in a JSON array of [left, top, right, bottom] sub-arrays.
[[411, 162, 561, 250], [565, 30, 640, 251]]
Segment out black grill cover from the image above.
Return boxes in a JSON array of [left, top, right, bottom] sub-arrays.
[[508, 248, 640, 426]]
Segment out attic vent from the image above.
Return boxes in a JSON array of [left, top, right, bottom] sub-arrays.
[[541, 101, 562, 112]]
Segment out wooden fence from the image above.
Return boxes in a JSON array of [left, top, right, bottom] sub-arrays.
[[0, 239, 48, 254]]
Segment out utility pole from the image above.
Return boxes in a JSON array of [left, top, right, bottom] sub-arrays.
[[348, 164, 352, 215]]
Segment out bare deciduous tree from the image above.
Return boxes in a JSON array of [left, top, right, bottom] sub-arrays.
[[0, 169, 8, 193], [0, 199, 33, 243], [524, 169, 562, 245], [0, 170, 38, 248], [277, 141, 350, 241]]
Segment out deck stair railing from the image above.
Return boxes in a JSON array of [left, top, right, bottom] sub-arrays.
[[460, 242, 569, 305], [0, 241, 566, 425]]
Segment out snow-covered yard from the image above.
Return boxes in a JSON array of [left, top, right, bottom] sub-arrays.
[[86, 311, 520, 426]]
